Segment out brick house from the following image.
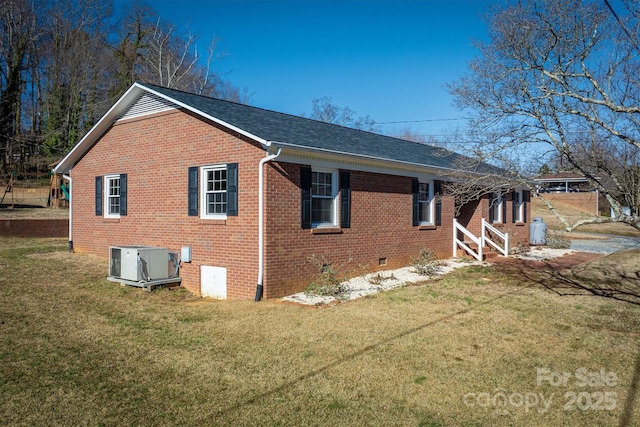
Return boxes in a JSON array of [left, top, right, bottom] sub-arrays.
[[53, 82, 530, 300]]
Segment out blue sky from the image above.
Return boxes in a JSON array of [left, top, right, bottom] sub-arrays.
[[126, 0, 495, 138]]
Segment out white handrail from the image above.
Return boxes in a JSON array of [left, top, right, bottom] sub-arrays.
[[453, 218, 510, 261], [453, 218, 482, 261], [481, 218, 509, 256]]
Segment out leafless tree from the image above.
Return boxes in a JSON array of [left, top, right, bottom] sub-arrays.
[[307, 96, 379, 132], [0, 0, 43, 173], [0, 0, 248, 172], [447, 0, 640, 231]]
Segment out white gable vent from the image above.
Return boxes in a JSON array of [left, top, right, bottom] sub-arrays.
[[118, 92, 178, 121]]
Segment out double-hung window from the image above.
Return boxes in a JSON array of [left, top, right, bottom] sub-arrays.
[[301, 167, 348, 229], [106, 175, 121, 217], [512, 189, 524, 223], [189, 163, 238, 219], [202, 166, 227, 217], [96, 174, 127, 218], [413, 179, 440, 226], [311, 169, 337, 227], [489, 191, 505, 224], [417, 181, 434, 225]]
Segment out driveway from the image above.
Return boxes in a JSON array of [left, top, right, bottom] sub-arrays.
[[568, 233, 640, 254]]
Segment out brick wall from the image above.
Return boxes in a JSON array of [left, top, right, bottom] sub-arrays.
[[262, 163, 456, 298], [71, 109, 265, 299]]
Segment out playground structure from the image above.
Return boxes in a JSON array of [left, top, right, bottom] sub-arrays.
[[49, 173, 69, 208], [0, 172, 67, 209]]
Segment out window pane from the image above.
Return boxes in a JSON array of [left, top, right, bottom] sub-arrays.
[[312, 197, 332, 223], [109, 197, 120, 214], [207, 192, 227, 214], [418, 183, 429, 201], [109, 178, 120, 196], [312, 172, 332, 196], [419, 202, 431, 223]]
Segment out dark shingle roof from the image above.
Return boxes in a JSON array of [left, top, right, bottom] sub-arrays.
[[143, 83, 488, 174]]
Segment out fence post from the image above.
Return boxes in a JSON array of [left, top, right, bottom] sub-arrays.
[[480, 218, 486, 261], [452, 218, 458, 258]]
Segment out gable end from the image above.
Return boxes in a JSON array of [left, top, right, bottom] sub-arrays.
[[118, 92, 178, 121]]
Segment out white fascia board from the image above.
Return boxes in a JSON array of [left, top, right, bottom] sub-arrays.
[[270, 141, 486, 180], [53, 83, 270, 174]]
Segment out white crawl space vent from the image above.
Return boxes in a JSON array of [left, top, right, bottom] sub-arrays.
[[201, 266, 227, 299]]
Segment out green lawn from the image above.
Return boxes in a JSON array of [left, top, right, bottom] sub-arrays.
[[0, 238, 638, 426]]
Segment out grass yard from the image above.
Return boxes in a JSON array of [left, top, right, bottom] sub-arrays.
[[1, 238, 639, 426]]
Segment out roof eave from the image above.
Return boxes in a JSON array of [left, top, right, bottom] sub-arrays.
[[270, 141, 492, 177]]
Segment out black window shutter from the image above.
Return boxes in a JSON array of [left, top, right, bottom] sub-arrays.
[[434, 180, 442, 226], [301, 167, 312, 229], [523, 190, 529, 223], [412, 178, 419, 226], [188, 166, 198, 216], [95, 176, 102, 216], [340, 171, 351, 228], [511, 190, 517, 223], [488, 193, 495, 223], [502, 191, 507, 223], [227, 163, 238, 216], [119, 174, 128, 216]]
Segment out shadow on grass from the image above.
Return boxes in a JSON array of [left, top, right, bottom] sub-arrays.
[[203, 286, 526, 424], [496, 250, 640, 306], [494, 250, 640, 427]]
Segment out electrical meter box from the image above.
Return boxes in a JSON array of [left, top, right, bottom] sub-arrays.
[[109, 246, 169, 282]]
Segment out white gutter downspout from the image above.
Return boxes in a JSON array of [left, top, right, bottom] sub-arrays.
[[61, 174, 73, 252], [255, 147, 282, 301]]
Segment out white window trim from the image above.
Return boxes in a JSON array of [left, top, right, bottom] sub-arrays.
[[104, 174, 121, 219], [200, 164, 228, 220], [311, 168, 338, 228], [418, 180, 435, 226], [514, 189, 524, 223], [492, 192, 504, 224]]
